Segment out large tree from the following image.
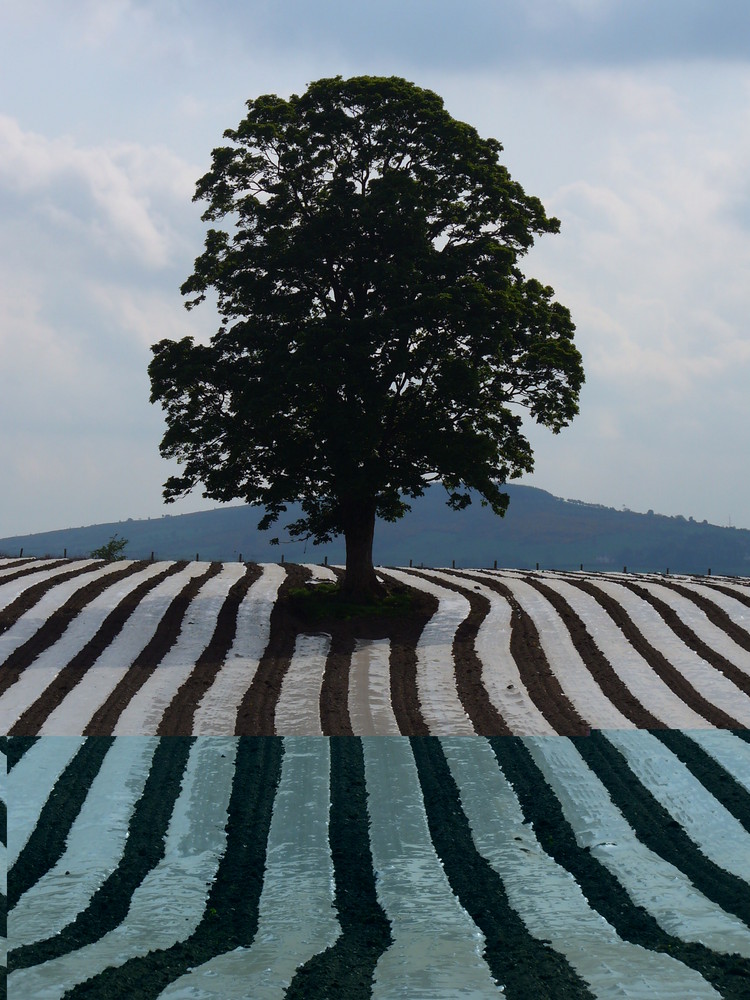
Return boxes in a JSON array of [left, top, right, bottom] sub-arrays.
[[149, 76, 583, 600]]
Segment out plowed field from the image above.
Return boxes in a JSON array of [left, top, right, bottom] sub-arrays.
[[0, 559, 748, 736], [4, 734, 750, 999], [2, 559, 750, 997]]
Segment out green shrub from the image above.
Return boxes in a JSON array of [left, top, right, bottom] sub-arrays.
[[91, 533, 128, 562], [286, 581, 412, 621]]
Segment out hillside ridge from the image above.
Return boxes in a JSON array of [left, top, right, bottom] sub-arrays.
[[3, 485, 749, 576]]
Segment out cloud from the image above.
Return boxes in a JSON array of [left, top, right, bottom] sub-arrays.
[[201, 0, 750, 70], [0, 115, 198, 269], [501, 66, 750, 402], [8, 0, 750, 76], [86, 281, 217, 353], [0, 278, 80, 402]]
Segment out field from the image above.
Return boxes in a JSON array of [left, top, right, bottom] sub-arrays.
[[1, 558, 750, 997], [1, 558, 749, 735]]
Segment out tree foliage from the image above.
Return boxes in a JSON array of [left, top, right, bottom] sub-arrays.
[[149, 75, 583, 597]]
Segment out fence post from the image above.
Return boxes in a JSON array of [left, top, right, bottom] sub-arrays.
[[196, 553, 199, 562], [150, 551, 154, 562], [281, 553, 285, 565], [580, 563, 583, 572], [623, 565, 627, 574], [238, 553, 242, 563], [64, 548, 67, 558], [409, 559, 412, 567], [19, 547, 23, 557], [324, 555, 328, 566], [536, 562, 539, 571], [452, 559, 455, 569], [494, 559, 497, 570], [708, 568, 711, 576]]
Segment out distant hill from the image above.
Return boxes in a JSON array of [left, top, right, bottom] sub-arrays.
[[2, 485, 749, 576]]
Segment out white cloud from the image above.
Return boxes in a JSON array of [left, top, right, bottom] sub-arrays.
[[0, 115, 198, 268], [0, 278, 80, 392], [86, 281, 216, 352]]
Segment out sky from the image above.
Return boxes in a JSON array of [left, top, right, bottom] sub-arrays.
[[2, 0, 749, 537]]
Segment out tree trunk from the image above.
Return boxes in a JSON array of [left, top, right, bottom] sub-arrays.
[[341, 502, 384, 602]]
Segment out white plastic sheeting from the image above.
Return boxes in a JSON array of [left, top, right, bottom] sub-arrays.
[[0, 561, 124, 662], [446, 570, 555, 734], [307, 565, 339, 583], [112, 565, 247, 735], [686, 729, 750, 794], [524, 735, 750, 955], [0, 561, 98, 611], [8, 738, 238, 1000], [497, 577, 633, 730], [584, 579, 750, 726], [10, 738, 158, 945], [533, 576, 710, 729], [347, 638, 400, 735], [0, 562, 169, 731], [37, 562, 209, 736], [625, 580, 750, 675], [158, 736, 339, 1000], [0, 742, 6, 971], [441, 737, 720, 999], [384, 570, 475, 734], [273, 632, 331, 735], [191, 563, 286, 734], [0, 559, 61, 580], [362, 737, 499, 998], [689, 583, 750, 628], [602, 729, 750, 884], [7, 737, 85, 867]]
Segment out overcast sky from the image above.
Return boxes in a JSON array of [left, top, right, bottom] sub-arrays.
[[2, 0, 749, 537]]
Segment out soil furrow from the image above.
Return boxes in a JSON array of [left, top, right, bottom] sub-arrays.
[[569, 579, 744, 729], [7, 563, 187, 736], [615, 579, 750, 696], [8, 737, 114, 909], [234, 564, 310, 734], [489, 736, 750, 999], [60, 737, 284, 999], [574, 731, 750, 928], [701, 582, 750, 610], [0, 560, 71, 597], [645, 579, 750, 653], [408, 570, 511, 734], [526, 577, 662, 728], [156, 563, 263, 735], [318, 631, 356, 735], [9, 737, 194, 972], [303, 568, 435, 736], [3, 737, 37, 770], [0, 564, 149, 689], [378, 571, 434, 736], [0, 558, 40, 573], [471, 574, 589, 735], [653, 729, 750, 835], [410, 735, 594, 999], [285, 737, 392, 998], [314, 566, 355, 735], [231, 566, 434, 735], [83, 564, 222, 736]]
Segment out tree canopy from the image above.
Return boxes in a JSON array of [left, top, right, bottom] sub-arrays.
[[149, 75, 584, 598]]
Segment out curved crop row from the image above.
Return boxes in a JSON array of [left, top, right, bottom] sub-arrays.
[[4, 733, 750, 998], [0, 560, 748, 735]]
